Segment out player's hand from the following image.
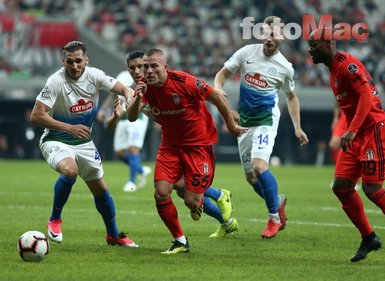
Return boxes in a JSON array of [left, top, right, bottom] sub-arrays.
[[68, 124, 91, 140], [227, 123, 248, 137], [340, 131, 356, 152], [134, 81, 147, 99], [231, 110, 240, 125], [113, 96, 124, 117], [295, 129, 309, 146]]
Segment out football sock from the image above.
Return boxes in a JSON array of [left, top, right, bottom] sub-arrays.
[[257, 170, 279, 214], [127, 154, 142, 182], [204, 186, 222, 201], [176, 235, 187, 244], [367, 188, 385, 214], [49, 175, 76, 221], [203, 196, 224, 223], [94, 191, 119, 237], [333, 188, 373, 237], [252, 181, 264, 199], [156, 197, 184, 238]]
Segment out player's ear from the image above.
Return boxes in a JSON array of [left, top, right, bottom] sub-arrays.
[[85, 56, 89, 65], [165, 64, 168, 69]]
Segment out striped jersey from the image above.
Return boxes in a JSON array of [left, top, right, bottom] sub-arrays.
[[224, 44, 295, 127], [36, 66, 117, 144]]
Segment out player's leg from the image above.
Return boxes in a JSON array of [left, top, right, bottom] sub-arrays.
[[40, 141, 77, 243], [333, 143, 380, 262], [114, 121, 138, 191], [129, 117, 151, 189], [239, 126, 283, 238], [79, 141, 138, 247], [155, 146, 188, 254]]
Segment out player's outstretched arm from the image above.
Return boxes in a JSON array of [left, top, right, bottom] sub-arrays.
[[214, 66, 233, 97], [110, 80, 135, 104]]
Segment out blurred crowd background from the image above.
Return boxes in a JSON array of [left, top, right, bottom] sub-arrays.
[[1, 0, 384, 165]]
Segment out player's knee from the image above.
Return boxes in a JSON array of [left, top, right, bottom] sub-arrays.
[[60, 166, 78, 178]]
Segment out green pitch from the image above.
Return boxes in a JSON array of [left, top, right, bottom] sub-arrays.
[[0, 160, 383, 281]]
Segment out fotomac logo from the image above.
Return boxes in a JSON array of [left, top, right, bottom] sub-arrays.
[[70, 99, 94, 113], [241, 14, 369, 41]]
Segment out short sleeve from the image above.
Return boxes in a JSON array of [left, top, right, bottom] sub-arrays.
[[224, 46, 247, 74]]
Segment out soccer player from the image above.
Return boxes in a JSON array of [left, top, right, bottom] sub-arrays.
[[106, 50, 238, 237], [214, 16, 309, 238], [308, 28, 385, 262], [99, 50, 151, 192], [30, 41, 138, 247], [128, 48, 246, 254]]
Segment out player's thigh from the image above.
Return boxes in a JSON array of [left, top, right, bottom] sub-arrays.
[[154, 146, 183, 184], [182, 145, 215, 194], [40, 140, 76, 172], [127, 119, 148, 149], [360, 123, 385, 184], [113, 121, 130, 152], [72, 141, 104, 182], [334, 149, 361, 183], [238, 126, 277, 172]]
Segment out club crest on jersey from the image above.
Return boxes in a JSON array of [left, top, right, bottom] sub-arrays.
[[203, 163, 209, 174], [347, 64, 359, 73], [86, 83, 96, 93], [245, 73, 267, 88], [70, 99, 94, 113], [172, 93, 180, 105], [366, 148, 375, 161]]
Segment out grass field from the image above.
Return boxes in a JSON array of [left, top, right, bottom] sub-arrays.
[[1, 160, 384, 281]]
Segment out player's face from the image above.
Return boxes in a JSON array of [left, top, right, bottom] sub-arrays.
[[127, 57, 144, 83], [308, 38, 330, 64], [63, 49, 88, 80], [262, 24, 282, 56], [143, 54, 167, 87]]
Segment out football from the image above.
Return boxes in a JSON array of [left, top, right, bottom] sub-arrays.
[[17, 231, 49, 262]]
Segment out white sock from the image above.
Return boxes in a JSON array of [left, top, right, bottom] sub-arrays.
[[269, 213, 280, 223], [176, 236, 187, 244]]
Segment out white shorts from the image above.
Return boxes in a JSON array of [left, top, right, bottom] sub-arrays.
[[238, 125, 278, 173], [40, 140, 103, 181], [113, 116, 149, 152]]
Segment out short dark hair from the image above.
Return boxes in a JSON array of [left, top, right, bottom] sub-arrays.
[[126, 50, 145, 62], [62, 41, 86, 56], [144, 48, 164, 57]]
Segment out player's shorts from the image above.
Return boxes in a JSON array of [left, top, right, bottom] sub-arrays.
[[332, 112, 348, 137], [113, 116, 149, 152], [40, 140, 103, 181], [238, 125, 278, 173], [335, 122, 385, 184], [154, 145, 215, 194]]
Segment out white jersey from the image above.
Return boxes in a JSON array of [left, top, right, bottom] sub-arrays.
[[36, 66, 117, 145], [224, 44, 295, 127]]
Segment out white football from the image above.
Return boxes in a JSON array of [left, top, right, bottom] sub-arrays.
[[17, 231, 49, 262]]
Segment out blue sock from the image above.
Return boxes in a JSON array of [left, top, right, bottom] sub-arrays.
[[252, 181, 265, 199], [203, 196, 224, 223], [257, 170, 279, 214], [130, 154, 143, 180], [94, 191, 119, 237], [49, 175, 76, 221], [204, 186, 222, 201]]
